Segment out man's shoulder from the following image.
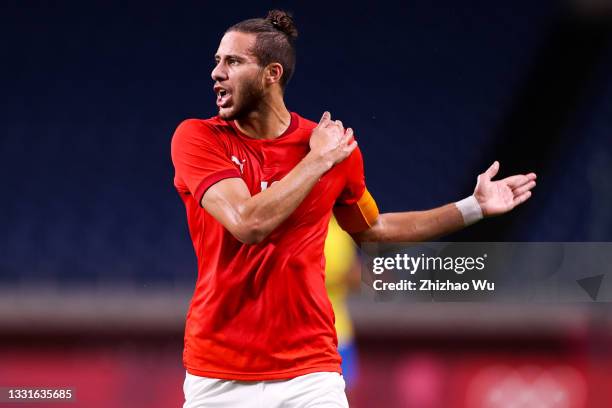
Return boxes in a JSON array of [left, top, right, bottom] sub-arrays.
[[175, 116, 231, 134], [172, 116, 233, 143]]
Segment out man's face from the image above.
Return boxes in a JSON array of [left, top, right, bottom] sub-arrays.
[[212, 31, 265, 120]]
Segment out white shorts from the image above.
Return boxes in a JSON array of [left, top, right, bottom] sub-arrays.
[[183, 371, 349, 408]]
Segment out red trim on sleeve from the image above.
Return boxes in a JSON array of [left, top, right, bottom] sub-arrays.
[[194, 169, 242, 206]]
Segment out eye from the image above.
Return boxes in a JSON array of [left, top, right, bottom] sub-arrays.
[[228, 58, 239, 65]]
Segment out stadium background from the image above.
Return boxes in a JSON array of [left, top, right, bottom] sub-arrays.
[[1, 1, 611, 407]]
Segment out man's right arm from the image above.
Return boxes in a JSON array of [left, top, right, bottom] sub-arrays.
[[201, 112, 356, 244]]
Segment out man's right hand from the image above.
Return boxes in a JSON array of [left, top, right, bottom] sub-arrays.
[[308, 111, 358, 167]]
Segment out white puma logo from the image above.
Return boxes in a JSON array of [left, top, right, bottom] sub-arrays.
[[231, 155, 246, 174]]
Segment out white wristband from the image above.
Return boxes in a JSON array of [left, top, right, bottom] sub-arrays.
[[455, 195, 483, 226]]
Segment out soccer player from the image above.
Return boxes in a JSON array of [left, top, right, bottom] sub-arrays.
[[171, 10, 537, 408], [324, 216, 361, 393]]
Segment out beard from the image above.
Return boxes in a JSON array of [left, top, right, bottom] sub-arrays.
[[219, 74, 265, 121]]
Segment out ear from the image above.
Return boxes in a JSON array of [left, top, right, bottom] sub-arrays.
[[264, 63, 284, 85]]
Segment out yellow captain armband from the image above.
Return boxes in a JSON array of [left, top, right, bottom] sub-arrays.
[[333, 188, 380, 234]]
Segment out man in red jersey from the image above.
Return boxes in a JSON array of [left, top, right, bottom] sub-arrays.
[[171, 10, 537, 408]]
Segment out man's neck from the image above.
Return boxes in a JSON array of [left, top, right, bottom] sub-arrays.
[[234, 94, 291, 140]]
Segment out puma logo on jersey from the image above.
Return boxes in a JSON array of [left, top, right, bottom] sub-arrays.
[[231, 155, 246, 174]]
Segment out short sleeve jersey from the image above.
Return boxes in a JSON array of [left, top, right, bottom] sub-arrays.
[[171, 112, 367, 381]]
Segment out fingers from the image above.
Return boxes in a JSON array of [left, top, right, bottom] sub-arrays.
[[335, 120, 344, 132], [512, 180, 536, 196], [343, 127, 354, 143], [340, 128, 357, 153], [504, 173, 538, 189], [346, 139, 358, 154], [319, 111, 331, 126], [317, 112, 348, 135], [513, 190, 532, 207], [503, 175, 529, 188], [483, 161, 500, 181]]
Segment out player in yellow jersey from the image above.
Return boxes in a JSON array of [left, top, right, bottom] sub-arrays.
[[325, 217, 362, 391]]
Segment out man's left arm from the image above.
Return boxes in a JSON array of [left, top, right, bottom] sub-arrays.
[[343, 161, 537, 243]]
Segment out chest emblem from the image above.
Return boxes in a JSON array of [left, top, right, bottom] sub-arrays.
[[231, 155, 246, 174]]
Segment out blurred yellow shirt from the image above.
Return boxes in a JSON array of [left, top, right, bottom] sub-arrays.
[[324, 216, 356, 346]]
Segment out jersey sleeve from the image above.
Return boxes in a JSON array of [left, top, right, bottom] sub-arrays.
[[171, 119, 241, 205], [333, 147, 380, 233]]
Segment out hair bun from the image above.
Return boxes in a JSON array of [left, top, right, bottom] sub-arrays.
[[266, 10, 298, 40]]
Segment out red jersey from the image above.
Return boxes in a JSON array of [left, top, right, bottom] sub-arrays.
[[171, 112, 369, 381]]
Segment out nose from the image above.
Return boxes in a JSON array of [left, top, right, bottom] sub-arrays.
[[211, 61, 227, 82]]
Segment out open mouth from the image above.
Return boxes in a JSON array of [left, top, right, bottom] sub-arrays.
[[215, 86, 232, 108]]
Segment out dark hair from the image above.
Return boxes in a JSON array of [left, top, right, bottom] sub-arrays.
[[227, 10, 298, 88]]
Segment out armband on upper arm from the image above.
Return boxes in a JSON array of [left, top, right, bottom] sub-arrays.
[[334, 189, 379, 233]]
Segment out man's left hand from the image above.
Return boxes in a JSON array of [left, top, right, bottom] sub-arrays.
[[473, 161, 537, 216]]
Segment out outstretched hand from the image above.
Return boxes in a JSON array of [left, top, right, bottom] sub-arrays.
[[473, 161, 537, 216]]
